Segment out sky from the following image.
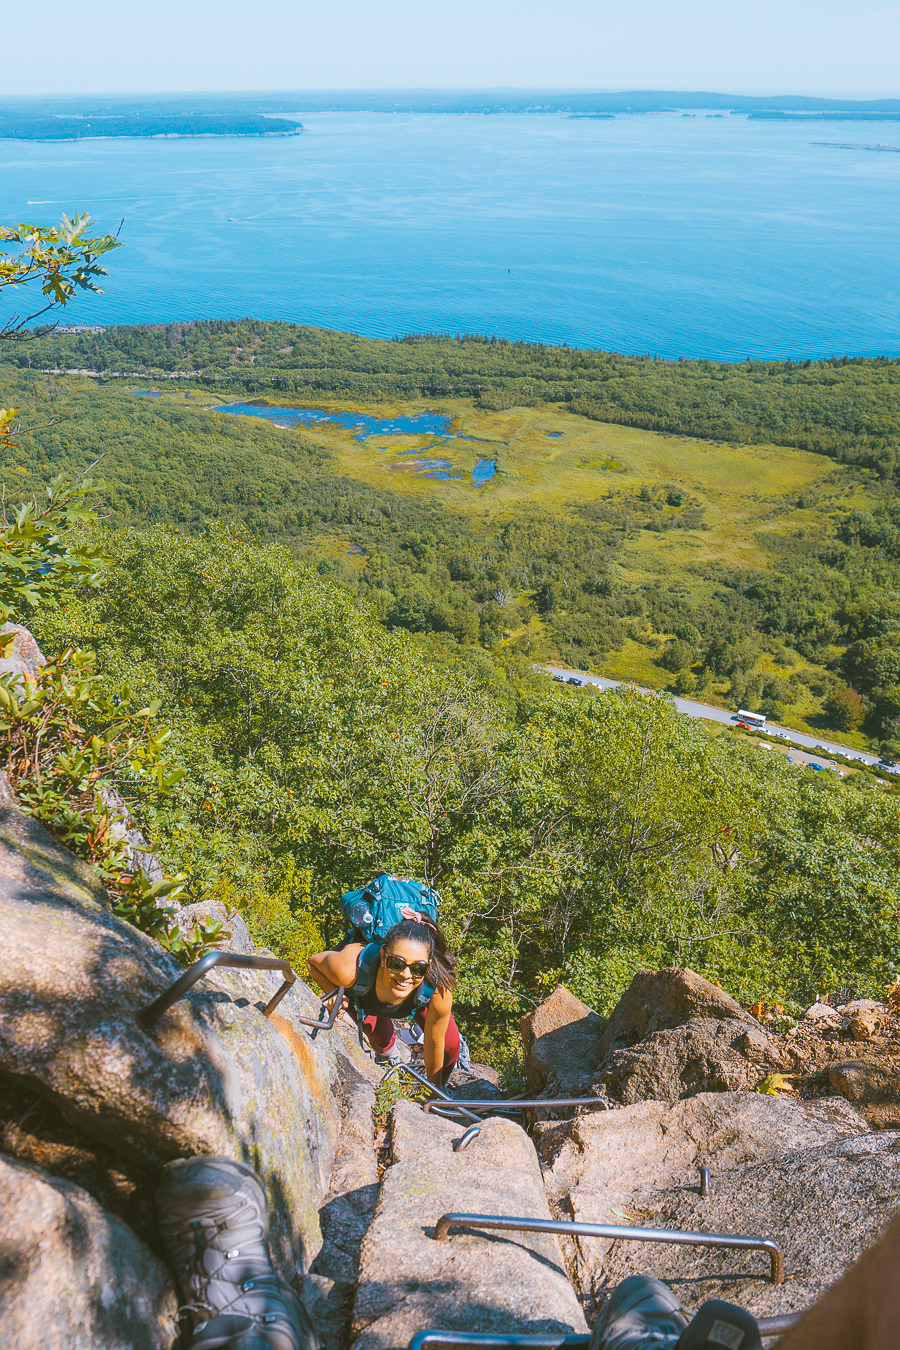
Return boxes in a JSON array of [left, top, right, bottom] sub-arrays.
[[4, 0, 899, 98]]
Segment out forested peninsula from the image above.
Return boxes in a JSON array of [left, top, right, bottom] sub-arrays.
[[0, 113, 303, 140]]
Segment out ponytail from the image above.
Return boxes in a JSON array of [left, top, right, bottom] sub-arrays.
[[382, 918, 457, 992]]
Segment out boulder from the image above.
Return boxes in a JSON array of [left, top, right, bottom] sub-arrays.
[[0, 621, 45, 680], [350, 1101, 587, 1349], [447, 1060, 503, 1100], [520, 985, 606, 1092], [536, 1090, 868, 1318], [0, 1150, 178, 1349], [0, 1074, 160, 1254], [305, 1067, 379, 1350], [593, 1132, 900, 1321], [596, 968, 758, 1064], [847, 1008, 884, 1041], [0, 784, 346, 1275], [828, 1054, 900, 1127], [601, 1018, 783, 1104], [174, 897, 255, 954]]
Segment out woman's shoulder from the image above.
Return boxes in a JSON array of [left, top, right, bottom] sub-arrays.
[[427, 984, 453, 1015], [319, 942, 367, 986]]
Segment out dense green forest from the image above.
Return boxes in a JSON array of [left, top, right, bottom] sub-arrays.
[[26, 521, 900, 1066], [3, 324, 899, 755], [0, 114, 303, 141], [19, 318, 900, 479], [3, 227, 899, 1073]]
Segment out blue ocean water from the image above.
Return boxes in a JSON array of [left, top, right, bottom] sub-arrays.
[[4, 111, 900, 360]]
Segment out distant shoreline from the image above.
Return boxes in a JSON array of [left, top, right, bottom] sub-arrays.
[[0, 113, 303, 142]]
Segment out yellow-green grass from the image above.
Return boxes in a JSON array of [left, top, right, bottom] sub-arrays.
[[222, 396, 842, 572], [198, 393, 871, 733], [12, 379, 876, 743]]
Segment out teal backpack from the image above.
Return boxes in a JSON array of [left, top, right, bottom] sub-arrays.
[[339, 874, 440, 1048]]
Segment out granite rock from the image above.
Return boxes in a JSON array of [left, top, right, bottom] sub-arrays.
[[536, 1090, 868, 1319], [520, 985, 606, 1092], [601, 1017, 782, 1104], [594, 1132, 900, 1322], [351, 1101, 587, 1349], [0, 785, 345, 1275], [596, 968, 759, 1065], [0, 1150, 178, 1350]]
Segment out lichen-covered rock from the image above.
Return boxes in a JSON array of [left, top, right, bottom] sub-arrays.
[[601, 1017, 782, 1104], [305, 1068, 379, 1350], [0, 1150, 178, 1349], [0, 787, 344, 1275], [594, 1132, 900, 1322], [0, 621, 45, 680], [536, 1091, 867, 1319], [350, 1101, 587, 1349], [596, 968, 759, 1065], [520, 985, 606, 1091]]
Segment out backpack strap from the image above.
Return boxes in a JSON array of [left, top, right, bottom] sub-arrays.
[[409, 980, 436, 1022], [347, 942, 382, 1050]]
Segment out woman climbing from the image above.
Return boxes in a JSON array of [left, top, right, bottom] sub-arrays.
[[307, 915, 460, 1087]]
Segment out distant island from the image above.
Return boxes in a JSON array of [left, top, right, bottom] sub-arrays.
[[750, 110, 900, 122], [2, 90, 900, 127], [0, 113, 303, 141], [813, 141, 900, 153]]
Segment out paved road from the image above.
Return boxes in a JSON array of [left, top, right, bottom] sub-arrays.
[[535, 664, 888, 770]]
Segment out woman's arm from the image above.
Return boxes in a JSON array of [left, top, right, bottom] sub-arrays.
[[306, 944, 363, 997], [422, 986, 453, 1085]]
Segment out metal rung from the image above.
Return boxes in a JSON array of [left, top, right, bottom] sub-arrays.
[[137, 949, 343, 1032], [407, 1335, 589, 1349], [425, 1097, 610, 1116], [406, 1309, 805, 1349], [433, 1213, 785, 1285], [383, 1061, 483, 1124]]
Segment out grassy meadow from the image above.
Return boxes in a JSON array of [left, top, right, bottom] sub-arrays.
[[0, 368, 891, 751]]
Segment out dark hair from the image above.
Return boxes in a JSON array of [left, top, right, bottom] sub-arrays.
[[382, 918, 457, 992]]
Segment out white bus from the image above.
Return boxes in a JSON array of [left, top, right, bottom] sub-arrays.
[[736, 709, 767, 729]]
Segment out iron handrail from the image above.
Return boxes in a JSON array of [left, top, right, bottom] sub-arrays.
[[384, 1061, 483, 1125], [137, 949, 344, 1032], [424, 1097, 610, 1116], [407, 1335, 589, 1349], [405, 1311, 804, 1349], [433, 1214, 785, 1285]]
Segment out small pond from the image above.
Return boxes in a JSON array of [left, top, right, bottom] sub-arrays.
[[213, 402, 498, 485]]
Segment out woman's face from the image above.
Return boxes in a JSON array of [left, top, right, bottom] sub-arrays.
[[381, 938, 431, 998]]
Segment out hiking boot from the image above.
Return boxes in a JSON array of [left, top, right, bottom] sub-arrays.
[[591, 1277, 690, 1350], [156, 1156, 318, 1350], [374, 1045, 406, 1067], [675, 1300, 762, 1350]]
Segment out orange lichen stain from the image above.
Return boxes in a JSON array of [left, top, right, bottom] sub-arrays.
[[268, 1012, 328, 1103]]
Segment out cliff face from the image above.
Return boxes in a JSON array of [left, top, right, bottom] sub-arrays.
[[1, 622, 899, 1349], [0, 767, 377, 1347]]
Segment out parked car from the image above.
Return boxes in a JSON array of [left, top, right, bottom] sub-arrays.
[[553, 675, 565, 683], [567, 676, 584, 687], [879, 757, 897, 768]]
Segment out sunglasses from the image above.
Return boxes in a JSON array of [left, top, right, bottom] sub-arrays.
[[384, 954, 430, 979]]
